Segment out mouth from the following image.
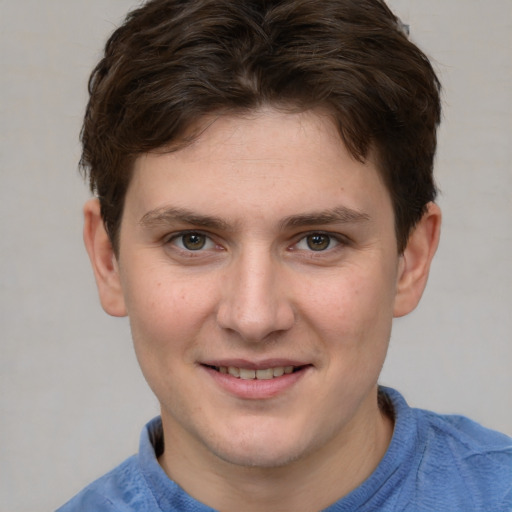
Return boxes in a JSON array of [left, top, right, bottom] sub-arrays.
[[202, 364, 309, 381]]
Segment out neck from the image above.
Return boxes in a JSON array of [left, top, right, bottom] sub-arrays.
[[158, 389, 394, 512]]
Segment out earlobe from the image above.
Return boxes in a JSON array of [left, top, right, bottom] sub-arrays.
[[83, 198, 127, 317], [393, 202, 441, 318]]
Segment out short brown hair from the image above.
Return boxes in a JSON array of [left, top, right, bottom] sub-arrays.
[[81, 0, 441, 253]]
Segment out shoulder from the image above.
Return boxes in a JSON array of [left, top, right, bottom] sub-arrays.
[[56, 455, 158, 512], [375, 387, 512, 512], [415, 407, 512, 465], [412, 404, 512, 510]]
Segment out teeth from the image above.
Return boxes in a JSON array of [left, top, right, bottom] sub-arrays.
[[239, 368, 256, 380], [256, 368, 274, 380], [273, 367, 284, 377], [228, 366, 240, 377], [217, 365, 298, 380]]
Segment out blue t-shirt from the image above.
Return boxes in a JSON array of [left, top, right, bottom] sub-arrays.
[[57, 387, 512, 511]]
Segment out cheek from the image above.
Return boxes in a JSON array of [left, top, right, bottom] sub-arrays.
[[123, 271, 217, 357], [124, 273, 218, 403], [308, 271, 395, 392], [305, 267, 395, 338], [303, 269, 396, 390]]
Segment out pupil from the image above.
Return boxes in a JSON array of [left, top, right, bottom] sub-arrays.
[[183, 233, 205, 250], [307, 234, 330, 251]]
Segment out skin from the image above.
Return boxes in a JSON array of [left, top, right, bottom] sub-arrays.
[[84, 108, 441, 511]]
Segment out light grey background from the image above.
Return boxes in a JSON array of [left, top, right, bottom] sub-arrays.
[[1, 1, 510, 511]]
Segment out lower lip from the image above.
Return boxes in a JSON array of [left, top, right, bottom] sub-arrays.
[[201, 365, 310, 400]]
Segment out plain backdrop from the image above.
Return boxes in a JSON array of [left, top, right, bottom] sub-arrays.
[[1, 1, 510, 511]]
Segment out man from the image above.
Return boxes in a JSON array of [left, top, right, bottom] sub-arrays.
[[58, 0, 511, 510]]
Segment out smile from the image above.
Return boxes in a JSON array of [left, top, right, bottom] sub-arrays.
[[201, 362, 311, 399], [205, 365, 305, 380]]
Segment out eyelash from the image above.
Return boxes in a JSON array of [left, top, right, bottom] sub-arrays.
[[166, 231, 218, 253], [165, 230, 348, 255], [293, 232, 344, 252]]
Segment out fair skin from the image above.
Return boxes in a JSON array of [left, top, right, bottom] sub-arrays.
[[84, 108, 440, 512]]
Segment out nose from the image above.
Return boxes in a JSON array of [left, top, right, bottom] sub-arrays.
[[216, 248, 295, 342]]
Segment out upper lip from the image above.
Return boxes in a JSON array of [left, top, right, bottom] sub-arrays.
[[200, 359, 310, 370]]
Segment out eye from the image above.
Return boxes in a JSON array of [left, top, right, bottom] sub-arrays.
[[170, 232, 216, 251], [295, 233, 340, 252]]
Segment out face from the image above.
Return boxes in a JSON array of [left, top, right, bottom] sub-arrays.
[[113, 109, 404, 468]]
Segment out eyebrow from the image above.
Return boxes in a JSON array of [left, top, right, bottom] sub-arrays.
[[280, 206, 371, 229], [139, 207, 232, 231], [139, 205, 370, 231]]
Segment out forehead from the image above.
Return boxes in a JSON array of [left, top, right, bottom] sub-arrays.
[[126, 108, 392, 224]]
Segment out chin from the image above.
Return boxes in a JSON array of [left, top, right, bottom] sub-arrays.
[[204, 427, 313, 469], [214, 444, 303, 469]]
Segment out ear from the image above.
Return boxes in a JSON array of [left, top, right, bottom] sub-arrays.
[[83, 198, 127, 317], [393, 202, 441, 317]]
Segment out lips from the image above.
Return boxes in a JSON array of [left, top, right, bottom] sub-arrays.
[[201, 360, 311, 399], [208, 365, 298, 380]]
